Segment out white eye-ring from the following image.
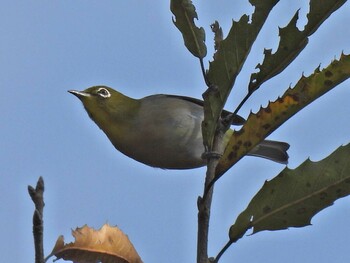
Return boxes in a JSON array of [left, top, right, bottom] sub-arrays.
[[97, 87, 111, 98]]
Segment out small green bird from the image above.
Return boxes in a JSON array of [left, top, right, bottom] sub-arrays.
[[69, 86, 289, 169]]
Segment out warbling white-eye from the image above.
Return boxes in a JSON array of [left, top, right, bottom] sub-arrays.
[[69, 86, 289, 169]]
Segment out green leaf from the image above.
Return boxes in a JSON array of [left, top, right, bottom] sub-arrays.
[[229, 143, 350, 242], [216, 53, 350, 177], [249, 0, 347, 92], [202, 0, 279, 149], [211, 21, 223, 52], [170, 0, 207, 58]]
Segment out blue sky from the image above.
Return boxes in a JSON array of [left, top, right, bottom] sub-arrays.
[[1, 1, 350, 263]]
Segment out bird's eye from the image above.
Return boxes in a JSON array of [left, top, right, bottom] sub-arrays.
[[96, 88, 111, 98]]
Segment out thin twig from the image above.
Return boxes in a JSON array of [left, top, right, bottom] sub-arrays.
[[197, 165, 215, 263], [199, 86, 255, 263], [28, 177, 45, 263], [203, 90, 254, 196], [197, 127, 226, 263], [197, 57, 219, 262]]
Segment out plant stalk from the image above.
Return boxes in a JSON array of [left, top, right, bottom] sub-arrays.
[[197, 129, 225, 263], [28, 177, 45, 263]]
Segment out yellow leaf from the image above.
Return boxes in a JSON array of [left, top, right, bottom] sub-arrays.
[[47, 224, 142, 263]]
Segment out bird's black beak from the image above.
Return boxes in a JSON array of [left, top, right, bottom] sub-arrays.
[[68, 90, 90, 99]]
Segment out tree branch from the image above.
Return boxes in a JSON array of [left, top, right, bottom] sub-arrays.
[[197, 128, 225, 263], [28, 177, 45, 263]]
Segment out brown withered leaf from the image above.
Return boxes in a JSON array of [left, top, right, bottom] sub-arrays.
[[47, 224, 142, 263]]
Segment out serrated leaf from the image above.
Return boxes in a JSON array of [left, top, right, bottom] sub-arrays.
[[249, 0, 347, 91], [170, 0, 207, 58], [211, 21, 223, 51], [216, 53, 350, 177], [229, 143, 350, 242], [47, 224, 142, 263], [202, 0, 279, 149]]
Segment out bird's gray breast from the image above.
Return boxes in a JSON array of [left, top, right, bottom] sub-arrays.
[[131, 95, 206, 169]]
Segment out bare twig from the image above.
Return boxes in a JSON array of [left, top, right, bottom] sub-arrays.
[[28, 177, 45, 263], [197, 167, 215, 263]]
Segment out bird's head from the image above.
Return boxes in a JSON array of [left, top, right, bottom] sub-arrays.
[[68, 86, 139, 126]]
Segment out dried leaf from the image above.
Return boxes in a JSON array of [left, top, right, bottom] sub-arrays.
[[216, 53, 350, 177], [229, 143, 350, 242], [47, 224, 142, 263]]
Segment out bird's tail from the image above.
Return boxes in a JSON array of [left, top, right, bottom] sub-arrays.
[[248, 140, 290, 164]]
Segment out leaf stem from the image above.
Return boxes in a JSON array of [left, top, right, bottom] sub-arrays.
[[200, 58, 211, 87], [213, 240, 234, 263], [224, 90, 253, 129]]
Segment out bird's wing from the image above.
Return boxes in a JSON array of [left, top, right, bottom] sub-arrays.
[[144, 94, 246, 125]]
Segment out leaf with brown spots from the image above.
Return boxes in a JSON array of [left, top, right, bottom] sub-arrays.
[[46, 224, 142, 263], [216, 53, 350, 177], [229, 143, 350, 242], [249, 0, 347, 92]]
